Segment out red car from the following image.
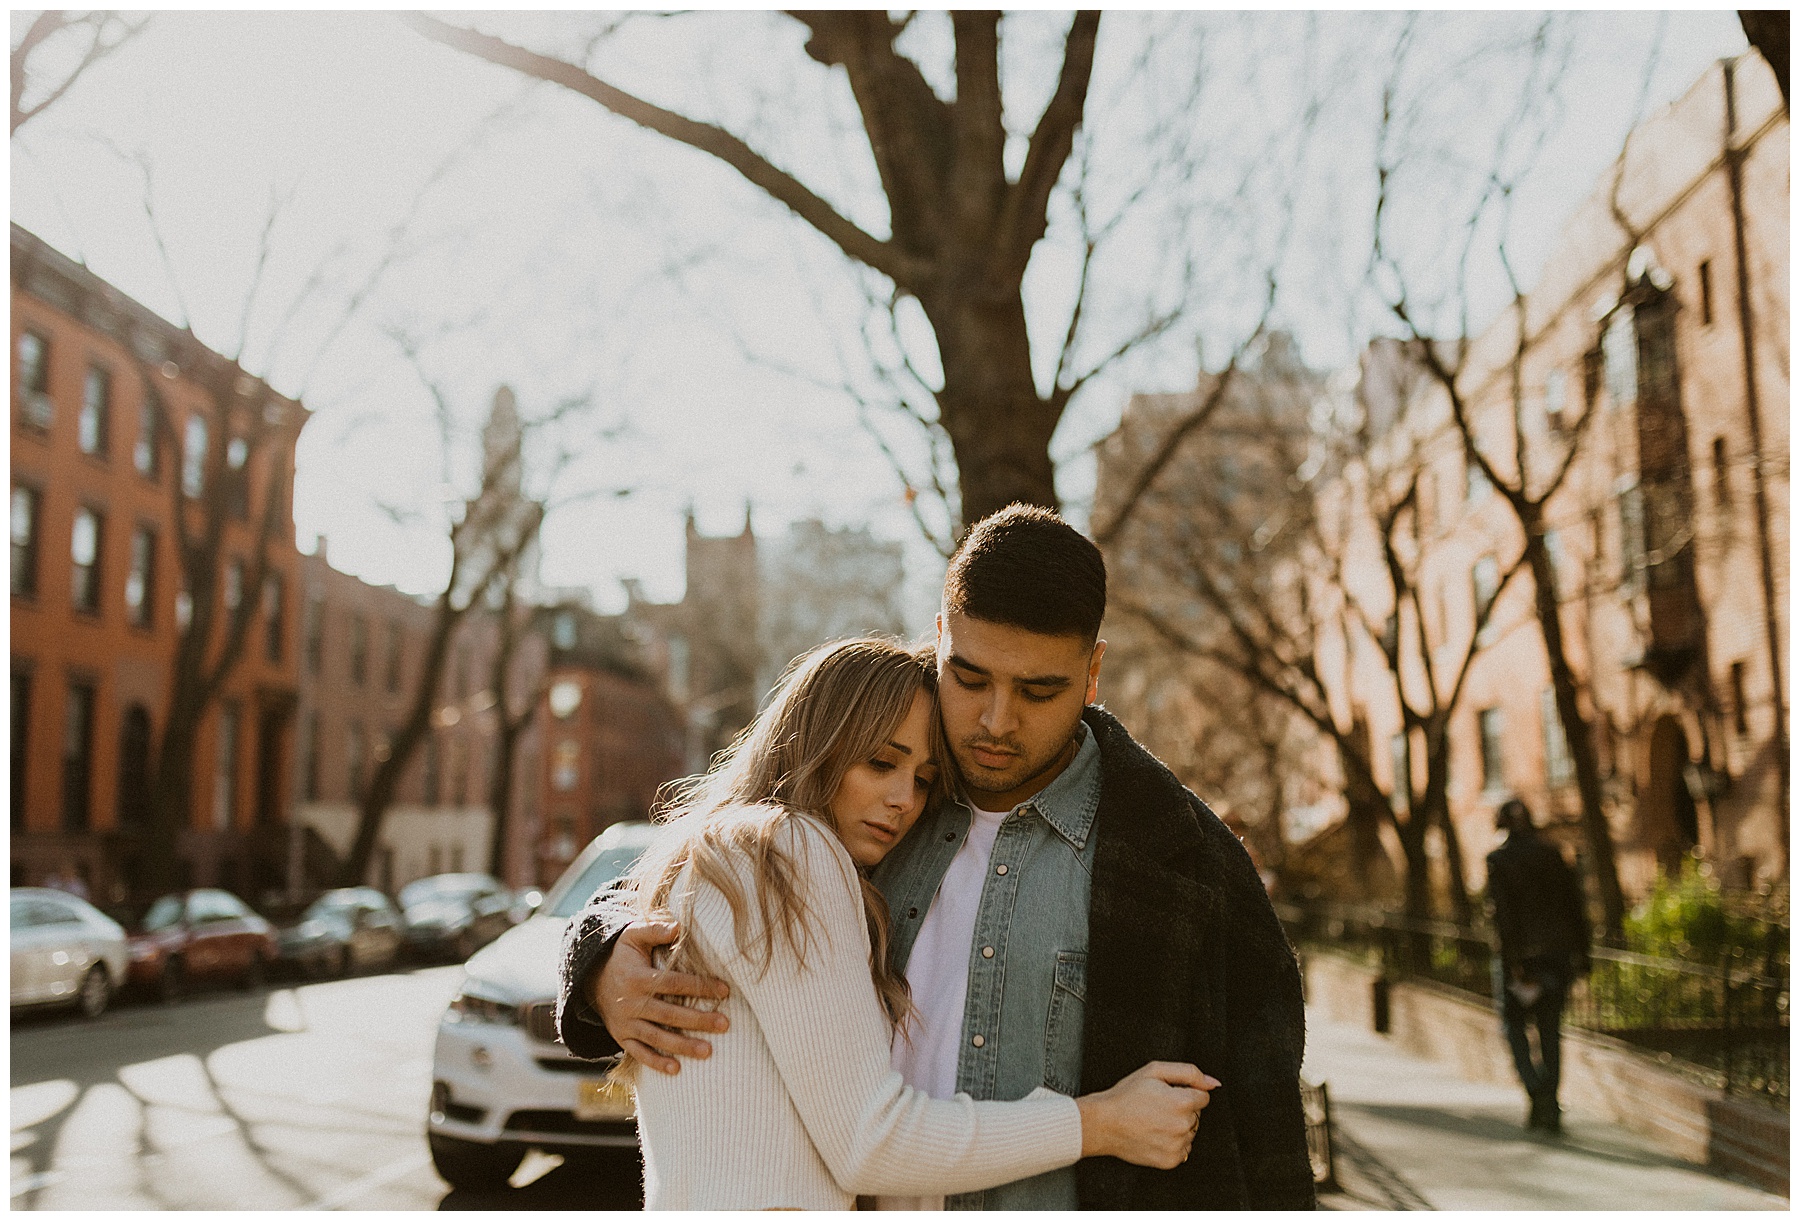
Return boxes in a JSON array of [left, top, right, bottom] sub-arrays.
[[127, 889, 278, 1002]]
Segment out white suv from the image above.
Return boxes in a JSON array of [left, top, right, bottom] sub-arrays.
[[427, 821, 660, 1190]]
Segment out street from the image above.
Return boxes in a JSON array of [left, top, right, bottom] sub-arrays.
[[10, 966, 643, 1210]]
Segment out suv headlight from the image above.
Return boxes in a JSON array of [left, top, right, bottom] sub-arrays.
[[446, 988, 520, 1026]]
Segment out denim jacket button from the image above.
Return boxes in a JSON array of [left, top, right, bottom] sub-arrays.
[[908, 907, 919, 919], [971, 1034, 985, 1048], [982, 945, 994, 958], [995, 864, 1008, 876]]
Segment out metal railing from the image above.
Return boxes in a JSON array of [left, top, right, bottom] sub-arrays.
[[1277, 900, 1789, 1104]]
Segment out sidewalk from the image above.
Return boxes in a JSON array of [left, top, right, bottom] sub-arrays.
[[1302, 1007, 1787, 1210]]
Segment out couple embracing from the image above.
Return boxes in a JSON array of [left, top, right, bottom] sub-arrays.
[[556, 506, 1315, 1210]]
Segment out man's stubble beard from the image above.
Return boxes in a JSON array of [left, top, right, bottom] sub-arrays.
[[954, 728, 1080, 801]]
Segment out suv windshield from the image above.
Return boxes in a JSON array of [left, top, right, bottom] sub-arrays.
[[550, 846, 649, 919], [141, 895, 184, 931], [399, 875, 491, 909]]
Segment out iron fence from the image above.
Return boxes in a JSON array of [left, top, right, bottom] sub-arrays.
[[1276, 900, 1789, 1103]]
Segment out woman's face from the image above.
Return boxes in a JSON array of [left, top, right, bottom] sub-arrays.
[[829, 689, 939, 868]]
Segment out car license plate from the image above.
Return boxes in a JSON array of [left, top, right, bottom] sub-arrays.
[[575, 1077, 634, 1121]]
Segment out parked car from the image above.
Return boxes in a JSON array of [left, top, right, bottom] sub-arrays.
[[427, 821, 659, 1190], [10, 888, 129, 1019], [399, 873, 515, 962], [127, 889, 279, 1002], [278, 887, 404, 979]]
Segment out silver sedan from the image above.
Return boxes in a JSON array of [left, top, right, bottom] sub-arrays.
[[10, 887, 129, 1018]]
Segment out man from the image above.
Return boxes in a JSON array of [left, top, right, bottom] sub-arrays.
[[1486, 797, 1590, 1134], [557, 505, 1315, 1209]]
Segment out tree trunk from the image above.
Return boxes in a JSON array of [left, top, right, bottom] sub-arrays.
[[919, 288, 1061, 524], [1522, 520, 1626, 938], [143, 712, 200, 894]]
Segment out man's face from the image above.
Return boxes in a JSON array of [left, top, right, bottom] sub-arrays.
[[935, 610, 1105, 810]]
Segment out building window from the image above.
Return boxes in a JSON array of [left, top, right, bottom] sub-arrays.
[[126, 526, 156, 628], [1602, 307, 1638, 406], [1471, 554, 1500, 638], [1541, 688, 1572, 788], [263, 572, 285, 662], [347, 722, 365, 803], [1617, 483, 1647, 592], [12, 670, 31, 830], [423, 734, 440, 806], [117, 704, 152, 830], [70, 506, 103, 614], [62, 680, 96, 831], [182, 414, 208, 498], [350, 614, 368, 686], [384, 620, 402, 693], [134, 396, 160, 478], [223, 557, 245, 616], [1390, 732, 1410, 812], [12, 484, 41, 598], [1712, 436, 1729, 509], [175, 576, 193, 632], [1698, 259, 1713, 326], [79, 366, 111, 457], [303, 588, 324, 675], [1730, 661, 1749, 736], [1543, 369, 1567, 432], [225, 435, 249, 520], [17, 331, 52, 430], [301, 710, 321, 801], [213, 702, 240, 831], [1478, 707, 1506, 797]]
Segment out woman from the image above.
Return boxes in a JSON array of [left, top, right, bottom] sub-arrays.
[[620, 637, 1216, 1210]]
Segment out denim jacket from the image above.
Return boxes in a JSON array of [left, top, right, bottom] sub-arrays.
[[872, 723, 1102, 1211]]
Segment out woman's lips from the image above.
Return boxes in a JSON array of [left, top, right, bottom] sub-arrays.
[[862, 821, 898, 844]]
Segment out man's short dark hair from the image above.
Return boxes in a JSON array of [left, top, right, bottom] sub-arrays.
[[943, 504, 1106, 640], [1497, 798, 1534, 835]]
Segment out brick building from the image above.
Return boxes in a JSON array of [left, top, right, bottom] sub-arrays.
[[11, 224, 306, 905], [287, 543, 541, 895], [532, 601, 685, 887], [1311, 53, 1788, 897]]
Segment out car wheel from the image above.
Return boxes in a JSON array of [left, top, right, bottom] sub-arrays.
[[77, 965, 111, 1019], [239, 953, 266, 992], [427, 1132, 525, 1191], [159, 957, 185, 1005]]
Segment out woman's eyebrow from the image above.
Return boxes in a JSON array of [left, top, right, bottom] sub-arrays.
[[884, 739, 914, 755]]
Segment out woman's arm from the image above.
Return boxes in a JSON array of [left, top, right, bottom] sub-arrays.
[[690, 816, 1082, 1197]]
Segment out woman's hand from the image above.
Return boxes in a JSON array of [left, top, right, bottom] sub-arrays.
[[1075, 1061, 1218, 1169]]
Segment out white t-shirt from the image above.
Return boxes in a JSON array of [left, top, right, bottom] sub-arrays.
[[874, 803, 1010, 1211]]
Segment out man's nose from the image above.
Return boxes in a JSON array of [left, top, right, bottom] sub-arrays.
[[980, 688, 1018, 737]]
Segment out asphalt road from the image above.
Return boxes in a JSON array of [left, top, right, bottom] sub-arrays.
[[10, 966, 643, 1210]]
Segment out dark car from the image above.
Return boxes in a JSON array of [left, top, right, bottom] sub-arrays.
[[399, 873, 513, 962], [127, 889, 279, 1002], [278, 887, 404, 980]]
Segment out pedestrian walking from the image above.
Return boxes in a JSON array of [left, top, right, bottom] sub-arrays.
[[1485, 798, 1590, 1133]]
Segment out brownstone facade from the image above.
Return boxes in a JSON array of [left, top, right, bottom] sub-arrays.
[[11, 224, 305, 906]]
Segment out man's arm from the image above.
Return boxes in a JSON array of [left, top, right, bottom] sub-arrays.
[[553, 885, 732, 1071]]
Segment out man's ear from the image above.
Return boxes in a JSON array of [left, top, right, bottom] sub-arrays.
[[1086, 639, 1107, 704]]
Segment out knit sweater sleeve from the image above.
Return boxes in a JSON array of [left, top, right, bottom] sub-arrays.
[[688, 814, 1084, 1197]]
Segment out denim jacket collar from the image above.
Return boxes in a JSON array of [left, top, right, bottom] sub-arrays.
[[955, 719, 1101, 851]]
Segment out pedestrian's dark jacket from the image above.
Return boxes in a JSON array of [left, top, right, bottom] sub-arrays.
[[556, 705, 1316, 1211], [1485, 831, 1590, 975]]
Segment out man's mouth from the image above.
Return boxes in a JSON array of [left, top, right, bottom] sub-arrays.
[[967, 743, 1019, 768]]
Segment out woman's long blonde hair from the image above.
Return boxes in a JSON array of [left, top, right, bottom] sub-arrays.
[[623, 637, 946, 1035]]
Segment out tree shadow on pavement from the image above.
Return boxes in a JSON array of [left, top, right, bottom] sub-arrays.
[[1346, 1101, 1702, 1172], [437, 1149, 643, 1210]]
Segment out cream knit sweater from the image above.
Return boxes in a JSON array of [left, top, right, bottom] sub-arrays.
[[633, 813, 1084, 1210]]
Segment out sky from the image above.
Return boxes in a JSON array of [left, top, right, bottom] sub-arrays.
[[9, 11, 1751, 633]]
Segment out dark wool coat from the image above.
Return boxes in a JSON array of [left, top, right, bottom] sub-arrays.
[[554, 704, 1316, 1210]]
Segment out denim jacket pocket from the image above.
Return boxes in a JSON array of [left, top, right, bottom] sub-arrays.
[[1043, 949, 1088, 1095]]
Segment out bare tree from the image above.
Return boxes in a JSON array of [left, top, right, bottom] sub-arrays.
[[11, 10, 148, 134], [483, 570, 547, 884], [1365, 17, 1633, 934]]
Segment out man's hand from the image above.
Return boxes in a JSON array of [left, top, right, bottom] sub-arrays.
[[594, 919, 730, 1075]]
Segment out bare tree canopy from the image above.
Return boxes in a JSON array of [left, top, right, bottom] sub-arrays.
[[11, 10, 147, 134]]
